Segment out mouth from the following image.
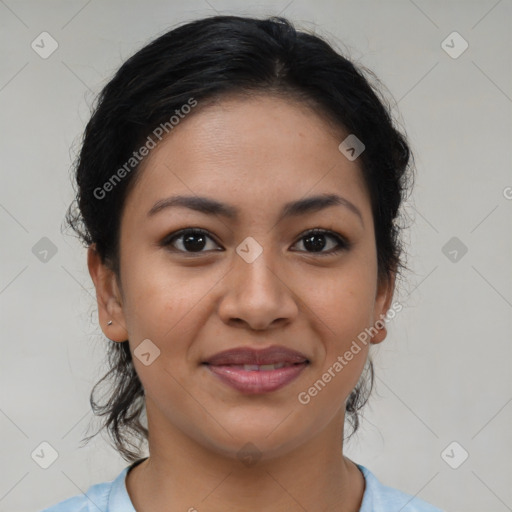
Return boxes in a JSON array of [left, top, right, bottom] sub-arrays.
[[202, 346, 310, 394]]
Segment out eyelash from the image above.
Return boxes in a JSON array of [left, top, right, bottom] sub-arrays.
[[161, 227, 350, 256]]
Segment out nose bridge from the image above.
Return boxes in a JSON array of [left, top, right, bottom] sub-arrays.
[[219, 236, 297, 330], [237, 242, 280, 296], [235, 235, 284, 300]]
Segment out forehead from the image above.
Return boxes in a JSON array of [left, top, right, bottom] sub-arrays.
[[124, 94, 370, 223]]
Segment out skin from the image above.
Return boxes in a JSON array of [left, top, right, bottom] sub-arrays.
[[88, 94, 396, 512]]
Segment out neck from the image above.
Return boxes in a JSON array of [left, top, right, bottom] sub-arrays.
[[126, 408, 365, 512]]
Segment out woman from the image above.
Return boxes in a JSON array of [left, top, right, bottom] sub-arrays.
[[42, 14, 444, 512]]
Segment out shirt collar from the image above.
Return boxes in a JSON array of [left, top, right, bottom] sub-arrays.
[[107, 458, 148, 511], [108, 460, 373, 511]]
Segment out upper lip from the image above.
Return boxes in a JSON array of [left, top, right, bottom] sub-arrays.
[[203, 345, 310, 366]]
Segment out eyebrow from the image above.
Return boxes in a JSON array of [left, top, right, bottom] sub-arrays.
[[147, 193, 363, 226]]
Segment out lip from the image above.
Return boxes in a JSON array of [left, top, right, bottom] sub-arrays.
[[202, 345, 310, 394], [203, 345, 309, 366]]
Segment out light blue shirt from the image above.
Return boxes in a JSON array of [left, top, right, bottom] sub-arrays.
[[40, 463, 444, 511]]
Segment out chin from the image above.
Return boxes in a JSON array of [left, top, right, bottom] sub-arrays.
[[206, 432, 303, 465], [201, 409, 309, 460]]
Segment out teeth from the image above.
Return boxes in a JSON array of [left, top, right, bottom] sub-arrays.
[[260, 363, 285, 370], [242, 363, 287, 371]]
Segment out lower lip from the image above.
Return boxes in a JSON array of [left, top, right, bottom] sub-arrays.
[[205, 363, 308, 394]]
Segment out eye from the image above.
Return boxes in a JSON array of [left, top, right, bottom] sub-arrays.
[[162, 228, 222, 254], [161, 227, 350, 256], [291, 228, 350, 256]]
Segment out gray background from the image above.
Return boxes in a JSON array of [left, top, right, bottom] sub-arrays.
[[1, 1, 511, 511]]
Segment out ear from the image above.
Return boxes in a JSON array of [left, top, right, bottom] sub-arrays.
[[370, 270, 397, 345], [87, 243, 129, 343]]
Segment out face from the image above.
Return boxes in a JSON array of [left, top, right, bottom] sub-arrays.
[[89, 94, 395, 462]]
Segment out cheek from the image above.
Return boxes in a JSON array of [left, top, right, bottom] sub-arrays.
[[301, 267, 375, 392], [121, 252, 206, 335], [305, 270, 376, 340], [121, 264, 229, 400]]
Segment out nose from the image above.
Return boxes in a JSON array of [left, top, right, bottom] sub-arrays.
[[217, 247, 299, 332]]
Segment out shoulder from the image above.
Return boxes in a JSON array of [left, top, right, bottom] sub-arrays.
[[357, 464, 445, 512], [39, 481, 109, 512], [39, 467, 130, 512]]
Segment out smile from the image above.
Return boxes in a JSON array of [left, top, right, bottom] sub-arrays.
[[204, 361, 308, 394]]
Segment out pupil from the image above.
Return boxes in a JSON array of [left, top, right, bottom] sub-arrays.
[[181, 232, 328, 252], [184, 233, 206, 252], [304, 234, 325, 252]]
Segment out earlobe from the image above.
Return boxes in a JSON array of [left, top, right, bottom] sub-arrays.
[[370, 321, 387, 345], [87, 244, 129, 343]]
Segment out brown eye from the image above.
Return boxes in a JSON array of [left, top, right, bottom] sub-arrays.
[[291, 229, 350, 255], [163, 228, 222, 253]]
